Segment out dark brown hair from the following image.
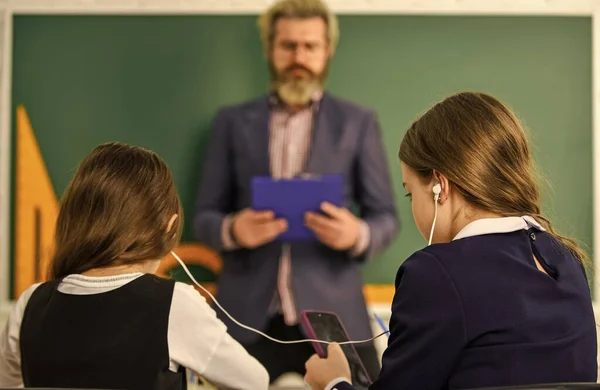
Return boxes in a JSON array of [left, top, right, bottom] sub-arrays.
[[399, 92, 587, 263], [51, 142, 182, 279]]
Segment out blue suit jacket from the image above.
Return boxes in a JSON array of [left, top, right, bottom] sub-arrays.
[[194, 92, 399, 344], [332, 229, 597, 390]]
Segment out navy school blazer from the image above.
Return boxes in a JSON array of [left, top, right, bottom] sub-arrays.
[[330, 217, 597, 390]]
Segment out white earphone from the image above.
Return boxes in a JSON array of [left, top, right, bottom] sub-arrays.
[[433, 183, 441, 200], [429, 183, 442, 245]]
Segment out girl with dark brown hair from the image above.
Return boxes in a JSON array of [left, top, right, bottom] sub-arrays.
[[0, 142, 269, 390]]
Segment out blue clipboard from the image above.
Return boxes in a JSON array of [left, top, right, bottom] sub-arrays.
[[251, 175, 343, 241]]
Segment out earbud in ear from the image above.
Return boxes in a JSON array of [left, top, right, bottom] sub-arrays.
[[432, 184, 441, 201], [428, 184, 442, 245]]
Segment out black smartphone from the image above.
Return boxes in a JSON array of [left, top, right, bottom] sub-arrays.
[[301, 310, 372, 389]]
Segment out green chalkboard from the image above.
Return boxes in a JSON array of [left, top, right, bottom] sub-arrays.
[[11, 15, 592, 286]]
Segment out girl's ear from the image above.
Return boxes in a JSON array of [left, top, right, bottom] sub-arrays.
[[432, 170, 451, 204]]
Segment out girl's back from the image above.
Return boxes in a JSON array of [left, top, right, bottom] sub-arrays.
[[20, 274, 183, 390], [423, 225, 596, 388]]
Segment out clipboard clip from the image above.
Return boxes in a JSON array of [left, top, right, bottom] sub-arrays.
[[296, 172, 322, 180]]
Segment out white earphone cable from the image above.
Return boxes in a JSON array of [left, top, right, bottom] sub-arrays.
[[428, 194, 439, 246], [170, 250, 389, 346]]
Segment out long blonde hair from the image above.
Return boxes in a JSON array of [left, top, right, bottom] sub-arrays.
[[399, 92, 587, 263]]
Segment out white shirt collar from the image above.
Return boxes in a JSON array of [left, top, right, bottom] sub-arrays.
[[58, 273, 144, 295], [453, 216, 545, 241]]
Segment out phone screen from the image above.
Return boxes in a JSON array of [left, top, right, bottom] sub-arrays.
[[304, 312, 371, 389]]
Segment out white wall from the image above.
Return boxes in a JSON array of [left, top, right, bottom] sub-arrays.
[[0, 0, 596, 14]]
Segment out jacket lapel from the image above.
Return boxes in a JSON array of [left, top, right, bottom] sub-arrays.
[[241, 96, 272, 176], [305, 93, 340, 174]]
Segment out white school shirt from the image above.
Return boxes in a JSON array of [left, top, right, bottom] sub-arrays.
[[0, 273, 269, 390]]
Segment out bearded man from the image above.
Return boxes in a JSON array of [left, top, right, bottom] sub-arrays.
[[194, 0, 398, 383]]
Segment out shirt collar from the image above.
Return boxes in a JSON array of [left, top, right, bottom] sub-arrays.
[[453, 216, 545, 241]]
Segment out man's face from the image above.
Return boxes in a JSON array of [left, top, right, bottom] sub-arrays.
[[270, 17, 331, 106]]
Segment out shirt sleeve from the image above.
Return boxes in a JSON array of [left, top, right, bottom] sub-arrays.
[[167, 282, 269, 390], [349, 220, 371, 257], [370, 250, 467, 390], [221, 214, 241, 251], [0, 283, 42, 387]]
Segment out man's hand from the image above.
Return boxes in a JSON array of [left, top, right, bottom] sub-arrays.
[[305, 202, 360, 251], [304, 343, 351, 390], [232, 209, 287, 249]]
